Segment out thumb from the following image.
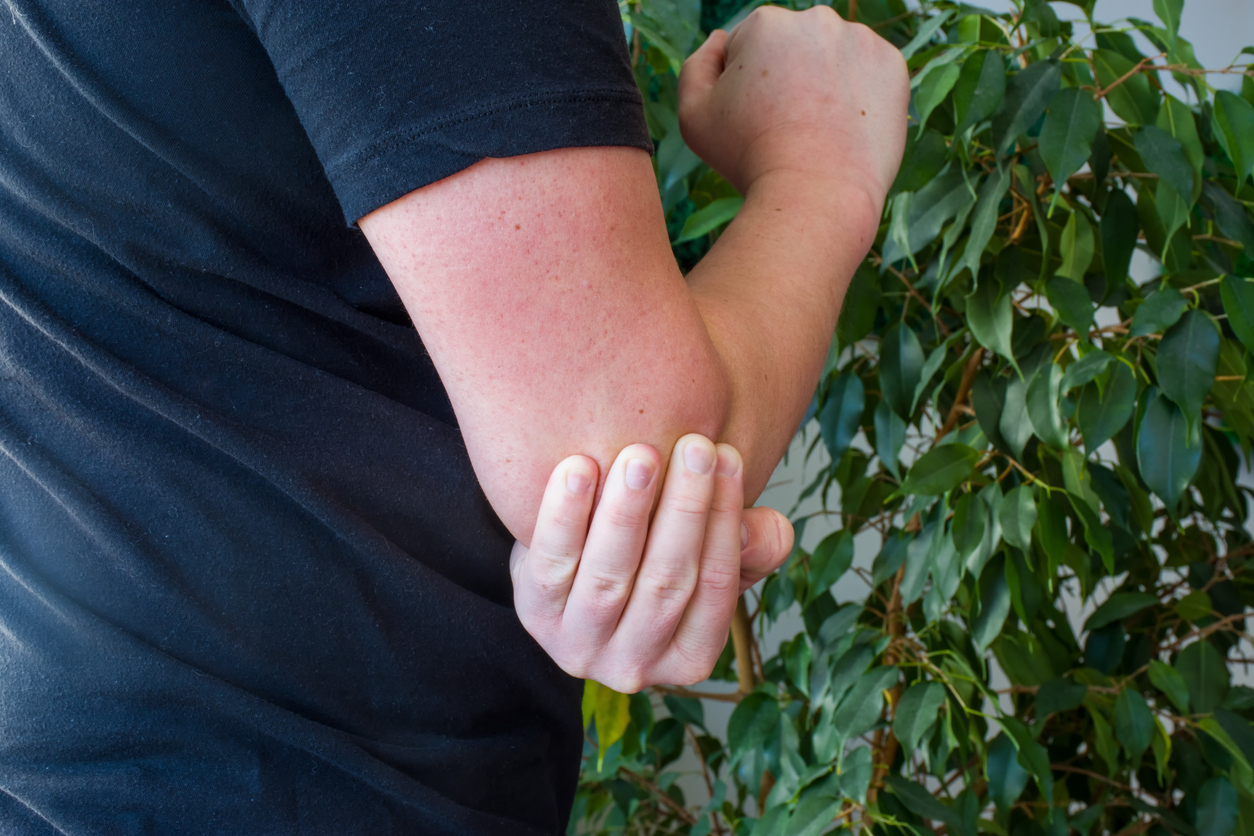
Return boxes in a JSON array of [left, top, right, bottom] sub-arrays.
[[738, 506, 794, 592], [677, 29, 728, 104]]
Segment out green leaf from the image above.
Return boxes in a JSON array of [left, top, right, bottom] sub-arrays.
[[1152, 0, 1182, 55], [674, 197, 743, 243], [1090, 707, 1120, 774], [900, 9, 954, 61], [1203, 181, 1254, 251], [1221, 276, 1254, 353], [1026, 361, 1069, 449], [1000, 373, 1033, 460], [1101, 187, 1139, 284], [955, 164, 1013, 280], [727, 692, 780, 765], [594, 682, 633, 769], [820, 373, 865, 465], [784, 792, 843, 836], [1177, 640, 1231, 714], [1155, 179, 1191, 254], [1177, 589, 1214, 622], [880, 322, 925, 418], [1158, 309, 1219, 420], [999, 485, 1038, 552], [1062, 350, 1113, 392], [1093, 50, 1159, 126], [954, 49, 1006, 136], [1055, 210, 1095, 281], [986, 733, 1030, 811], [806, 531, 854, 607], [663, 694, 704, 730], [831, 666, 898, 743], [1130, 288, 1188, 337], [1151, 720, 1172, 785], [875, 399, 908, 480], [885, 775, 965, 833], [997, 716, 1054, 804], [1036, 490, 1070, 562], [893, 681, 948, 754], [1148, 659, 1191, 713], [1135, 125, 1195, 208], [952, 492, 987, 563], [1157, 94, 1204, 201], [837, 262, 882, 346], [1077, 361, 1137, 454], [973, 559, 1011, 652], [1084, 592, 1157, 632], [1198, 778, 1240, 836], [967, 278, 1017, 370], [1215, 708, 1254, 771], [1040, 87, 1104, 190], [1036, 678, 1088, 726], [1114, 688, 1154, 763], [838, 745, 873, 805], [1137, 388, 1202, 512], [1046, 275, 1095, 336], [1213, 90, 1254, 184], [916, 62, 961, 135], [896, 444, 980, 498], [881, 164, 974, 264], [993, 59, 1062, 156]]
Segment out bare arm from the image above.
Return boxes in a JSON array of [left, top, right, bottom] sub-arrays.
[[359, 7, 908, 545]]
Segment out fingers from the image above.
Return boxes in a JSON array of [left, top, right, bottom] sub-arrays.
[[511, 456, 599, 636], [561, 443, 663, 655], [609, 434, 722, 672], [738, 506, 794, 593], [682, 27, 732, 136], [656, 443, 745, 685], [677, 29, 727, 115]]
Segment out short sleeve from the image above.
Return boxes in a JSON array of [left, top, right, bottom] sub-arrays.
[[230, 0, 654, 224]]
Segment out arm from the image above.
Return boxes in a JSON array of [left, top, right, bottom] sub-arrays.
[[359, 7, 908, 545]]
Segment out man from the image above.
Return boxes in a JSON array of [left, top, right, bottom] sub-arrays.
[[0, 0, 905, 831]]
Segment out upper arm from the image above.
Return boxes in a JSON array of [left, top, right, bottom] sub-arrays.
[[359, 146, 730, 544]]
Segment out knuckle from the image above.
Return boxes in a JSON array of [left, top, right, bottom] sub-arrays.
[[528, 551, 578, 592], [662, 493, 711, 522], [698, 561, 740, 596], [637, 569, 698, 604], [580, 570, 634, 615], [600, 501, 649, 532]]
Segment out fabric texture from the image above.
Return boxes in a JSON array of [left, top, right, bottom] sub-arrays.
[[0, 0, 651, 832]]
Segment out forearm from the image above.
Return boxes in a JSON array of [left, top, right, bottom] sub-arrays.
[[689, 172, 878, 501]]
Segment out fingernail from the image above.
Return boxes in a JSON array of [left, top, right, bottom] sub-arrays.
[[566, 469, 592, 495], [716, 448, 741, 477], [625, 458, 655, 491], [741, 522, 750, 550], [683, 440, 715, 474]]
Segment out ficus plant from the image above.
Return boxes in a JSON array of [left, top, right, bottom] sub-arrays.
[[570, 1, 1254, 834]]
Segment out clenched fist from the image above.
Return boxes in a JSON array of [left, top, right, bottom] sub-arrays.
[[678, 5, 909, 224], [510, 436, 792, 693]]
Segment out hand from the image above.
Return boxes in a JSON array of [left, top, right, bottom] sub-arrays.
[[509, 434, 792, 692], [677, 5, 909, 215]]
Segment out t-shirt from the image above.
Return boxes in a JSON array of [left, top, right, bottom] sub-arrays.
[[0, 1, 651, 832]]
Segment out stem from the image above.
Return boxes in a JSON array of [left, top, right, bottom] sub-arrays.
[[935, 348, 984, 442], [867, 564, 907, 808], [619, 766, 698, 825], [731, 593, 759, 696], [1095, 53, 1166, 101]]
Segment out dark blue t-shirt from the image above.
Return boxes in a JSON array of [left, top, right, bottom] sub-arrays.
[[0, 1, 651, 832]]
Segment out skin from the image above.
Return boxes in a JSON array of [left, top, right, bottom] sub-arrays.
[[360, 7, 909, 689]]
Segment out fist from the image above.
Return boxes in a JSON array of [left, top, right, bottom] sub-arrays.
[[677, 6, 909, 215]]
